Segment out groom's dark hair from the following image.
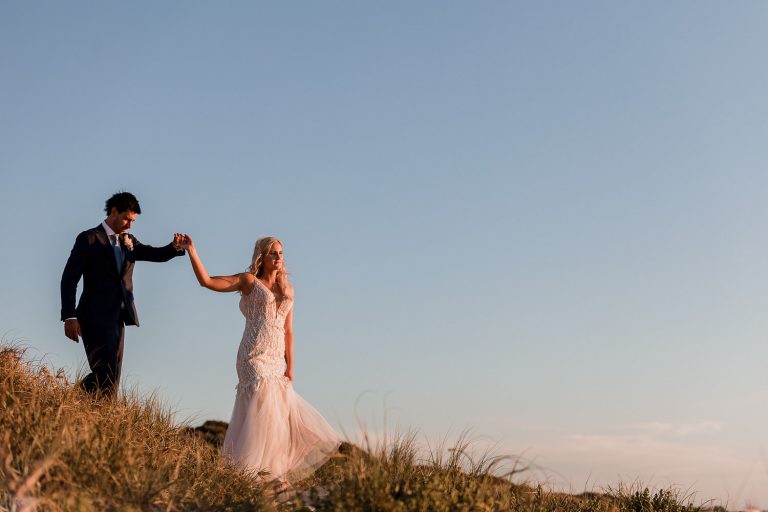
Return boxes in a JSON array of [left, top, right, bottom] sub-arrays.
[[105, 192, 142, 215]]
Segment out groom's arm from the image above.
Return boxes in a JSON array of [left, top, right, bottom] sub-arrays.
[[61, 231, 88, 321], [129, 235, 185, 263]]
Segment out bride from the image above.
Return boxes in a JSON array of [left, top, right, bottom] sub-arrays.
[[180, 235, 340, 486]]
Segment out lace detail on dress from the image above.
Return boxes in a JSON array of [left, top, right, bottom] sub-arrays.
[[235, 279, 294, 395], [224, 276, 339, 482]]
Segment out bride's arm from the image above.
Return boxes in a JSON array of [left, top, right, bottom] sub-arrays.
[[284, 306, 294, 381], [182, 235, 252, 293]]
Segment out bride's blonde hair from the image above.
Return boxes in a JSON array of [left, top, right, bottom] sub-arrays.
[[247, 237, 290, 297]]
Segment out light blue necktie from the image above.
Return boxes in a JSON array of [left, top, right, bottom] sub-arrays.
[[110, 234, 124, 272]]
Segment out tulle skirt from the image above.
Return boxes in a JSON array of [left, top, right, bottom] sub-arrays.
[[222, 377, 340, 482]]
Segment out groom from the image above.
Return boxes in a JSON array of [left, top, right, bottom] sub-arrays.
[[60, 191, 185, 397]]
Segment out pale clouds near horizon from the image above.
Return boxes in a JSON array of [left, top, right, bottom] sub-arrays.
[[302, 418, 764, 507], [530, 421, 764, 507]]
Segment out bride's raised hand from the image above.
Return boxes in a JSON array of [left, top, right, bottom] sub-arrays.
[[179, 234, 194, 251]]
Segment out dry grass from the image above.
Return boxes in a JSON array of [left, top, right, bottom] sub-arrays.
[[0, 344, 272, 511], [0, 343, 721, 511]]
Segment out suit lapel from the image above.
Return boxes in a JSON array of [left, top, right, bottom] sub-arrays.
[[94, 224, 108, 243]]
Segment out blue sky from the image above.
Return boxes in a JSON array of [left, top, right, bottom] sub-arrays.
[[2, 1, 768, 507]]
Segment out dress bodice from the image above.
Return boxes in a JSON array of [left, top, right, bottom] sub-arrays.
[[235, 279, 294, 393]]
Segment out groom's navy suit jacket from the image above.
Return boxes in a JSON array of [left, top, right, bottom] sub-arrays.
[[60, 224, 183, 328]]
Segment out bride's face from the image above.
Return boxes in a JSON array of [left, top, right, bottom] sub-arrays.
[[262, 242, 284, 273]]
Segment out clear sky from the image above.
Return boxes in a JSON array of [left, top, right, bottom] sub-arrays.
[[2, 1, 768, 507]]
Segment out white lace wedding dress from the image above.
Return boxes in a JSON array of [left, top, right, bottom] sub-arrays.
[[222, 279, 340, 482]]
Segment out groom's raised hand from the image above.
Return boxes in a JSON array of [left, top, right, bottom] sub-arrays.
[[64, 318, 81, 343], [172, 233, 185, 251]]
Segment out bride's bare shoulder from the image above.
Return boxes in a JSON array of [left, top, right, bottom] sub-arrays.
[[239, 272, 256, 295]]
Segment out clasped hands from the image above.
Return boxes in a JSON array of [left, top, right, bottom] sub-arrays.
[[172, 233, 194, 251]]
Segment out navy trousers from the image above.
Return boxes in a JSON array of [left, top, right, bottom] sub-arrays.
[[79, 315, 125, 397]]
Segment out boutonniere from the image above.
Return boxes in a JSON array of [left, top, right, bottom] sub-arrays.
[[120, 233, 134, 251]]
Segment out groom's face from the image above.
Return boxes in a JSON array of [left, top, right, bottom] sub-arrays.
[[108, 208, 138, 233]]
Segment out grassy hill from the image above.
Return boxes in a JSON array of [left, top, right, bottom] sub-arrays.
[[0, 344, 722, 511]]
